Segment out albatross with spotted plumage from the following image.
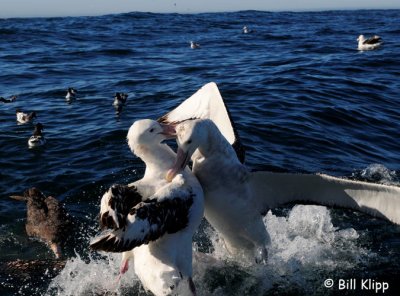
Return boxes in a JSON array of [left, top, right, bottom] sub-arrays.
[[90, 119, 204, 296]]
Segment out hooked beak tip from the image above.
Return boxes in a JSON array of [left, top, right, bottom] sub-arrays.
[[166, 169, 176, 182]]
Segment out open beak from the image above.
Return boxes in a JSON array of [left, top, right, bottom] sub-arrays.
[[159, 123, 177, 139], [166, 148, 190, 182]]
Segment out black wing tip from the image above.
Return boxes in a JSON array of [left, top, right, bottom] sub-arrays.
[[90, 232, 139, 253]]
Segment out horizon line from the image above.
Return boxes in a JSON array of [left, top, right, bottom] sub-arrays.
[[1, 7, 399, 20]]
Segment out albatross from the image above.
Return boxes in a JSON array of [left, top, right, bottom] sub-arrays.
[[159, 82, 400, 263], [357, 35, 382, 51], [90, 119, 204, 296]]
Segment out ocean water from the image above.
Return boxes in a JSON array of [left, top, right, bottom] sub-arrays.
[[0, 9, 399, 296]]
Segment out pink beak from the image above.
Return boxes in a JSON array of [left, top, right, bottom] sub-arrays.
[[159, 123, 177, 139], [166, 147, 190, 182]]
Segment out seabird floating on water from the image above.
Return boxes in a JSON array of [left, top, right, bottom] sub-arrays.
[[113, 92, 128, 115], [0, 95, 17, 103], [28, 123, 46, 148], [16, 109, 37, 124], [90, 119, 203, 296], [243, 26, 253, 34], [190, 41, 200, 49], [10, 188, 72, 259], [357, 35, 382, 51], [65, 87, 77, 103]]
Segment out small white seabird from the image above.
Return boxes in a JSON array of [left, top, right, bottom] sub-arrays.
[[160, 82, 400, 263], [28, 123, 46, 148], [190, 41, 200, 49], [357, 35, 382, 51], [65, 88, 77, 103], [90, 119, 204, 296], [16, 109, 37, 124], [243, 26, 252, 34]]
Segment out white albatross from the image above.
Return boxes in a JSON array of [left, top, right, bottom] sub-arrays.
[[90, 119, 204, 296], [159, 82, 400, 263], [357, 35, 382, 51]]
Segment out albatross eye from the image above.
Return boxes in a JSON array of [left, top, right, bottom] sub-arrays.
[[149, 128, 154, 133], [187, 139, 192, 145]]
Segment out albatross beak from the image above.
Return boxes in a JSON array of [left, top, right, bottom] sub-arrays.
[[166, 148, 190, 182], [160, 123, 177, 139]]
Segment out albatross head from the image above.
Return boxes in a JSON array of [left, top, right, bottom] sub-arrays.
[[166, 119, 210, 182], [127, 119, 176, 157], [357, 35, 365, 42]]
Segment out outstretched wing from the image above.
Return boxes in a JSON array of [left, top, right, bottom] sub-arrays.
[[99, 184, 143, 230], [157, 82, 245, 163], [91, 191, 194, 252], [249, 171, 400, 224]]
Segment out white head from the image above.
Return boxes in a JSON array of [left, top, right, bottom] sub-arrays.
[[357, 35, 365, 42], [127, 119, 175, 157], [166, 119, 214, 181]]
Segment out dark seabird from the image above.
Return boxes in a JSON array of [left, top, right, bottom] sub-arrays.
[[113, 92, 128, 115], [0, 95, 17, 103], [65, 87, 77, 103], [28, 123, 46, 148], [10, 188, 72, 259]]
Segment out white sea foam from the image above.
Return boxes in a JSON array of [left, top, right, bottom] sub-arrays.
[[358, 163, 397, 185], [47, 205, 373, 295]]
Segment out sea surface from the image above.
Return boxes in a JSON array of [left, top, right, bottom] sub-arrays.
[[0, 9, 399, 296]]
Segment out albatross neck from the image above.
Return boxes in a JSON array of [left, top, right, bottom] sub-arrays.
[[197, 123, 236, 161], [134, 142, 175, 174]]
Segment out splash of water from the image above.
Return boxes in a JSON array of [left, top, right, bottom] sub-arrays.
[[353, 163, 398, 185], [47, 205, 373, 295]]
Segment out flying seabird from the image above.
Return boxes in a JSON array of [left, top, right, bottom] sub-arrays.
[[90, 119, 204, 296], [357, 35, 383, 51], [159, 82, 400, 263], [10, 188, 72, 259]]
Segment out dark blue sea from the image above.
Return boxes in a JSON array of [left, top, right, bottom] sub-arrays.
[[0, 9, 399, 296]]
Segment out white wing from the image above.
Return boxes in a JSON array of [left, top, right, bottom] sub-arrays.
[[249, 171, 400, 224], [158, 82, 245, 162]]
